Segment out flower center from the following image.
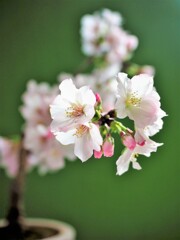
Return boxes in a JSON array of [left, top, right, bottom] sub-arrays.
[[126, 92, 141, 107], [66, 104, 84, 118], [75, 125, 88, 137]]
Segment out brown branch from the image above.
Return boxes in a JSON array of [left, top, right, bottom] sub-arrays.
[[6, 135, 27, 230]]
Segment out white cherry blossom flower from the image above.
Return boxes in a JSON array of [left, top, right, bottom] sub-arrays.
[[58, 65, 119, 112], [116, 129, 163, 176], [50, 79, 96, 132], [55, 123, 103, 162], [115, 73, 164, 128]]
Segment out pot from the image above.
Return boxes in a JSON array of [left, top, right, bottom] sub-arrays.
[[0, 218, 76, 240]]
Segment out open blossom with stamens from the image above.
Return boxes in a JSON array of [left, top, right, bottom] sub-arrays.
[[50, 79, 96, 132], [54, 123, 103, 162], [116, 129, 163, 175], [115, 73, 166, 128], [58, 64, 119, 112]]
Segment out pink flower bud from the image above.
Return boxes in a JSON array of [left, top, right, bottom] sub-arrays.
[[95, 93, 101, 103], [94, 150, 103, 159], [121, 133, 136, 150], [103, 140, 114, 157]]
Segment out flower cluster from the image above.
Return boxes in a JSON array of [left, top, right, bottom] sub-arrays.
[[58, 64, 118, 112], [81, 9, 138, 65], [50, 73, 166, 175], [0, 9, 166, 177], [0, 81, 76, 176]]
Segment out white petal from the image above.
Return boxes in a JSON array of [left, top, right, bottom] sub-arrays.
[[128, 99, 159, 128], [59, 79, 77, 103], [76, 86, 96, 106], [115, 98, 127, 119], [132, 161, 142, 170], [117, 72, 129, 97], [51, 118, 77, 132], [55, 130, 76, 145], [74, 133, 93, 162], [135, 138, 163, 157], [145, 118, 164, 136], [131, 74, 154, 97], [83, 105, 95, 119], [50, 95, 70, 121], [116, 149, 132, 176], [89, 124, 103, 151]]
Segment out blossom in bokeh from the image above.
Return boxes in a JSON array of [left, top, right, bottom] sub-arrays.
[[0, 137, 19, 177], [81, 9, 138, 64], [139, 65, 155, 76], [20, 80, 58, 126], [20, 80, 76, 173], [24, 125, 75, 174]]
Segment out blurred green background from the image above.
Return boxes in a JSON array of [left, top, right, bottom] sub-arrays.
[[0, 0, 179, 239]]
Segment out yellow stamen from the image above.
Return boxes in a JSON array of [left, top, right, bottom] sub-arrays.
[[74, 125, 88, 137], [126, 92, 141, 107], [66, 104, 84, 118]]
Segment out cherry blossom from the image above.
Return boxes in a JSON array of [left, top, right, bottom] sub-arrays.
[[58, 65, 119, 112], [0, 9, 166, 179], [54, 123, 103, 162], [50, 79, 96, 133], [80, 9, 138, 64], [24, 125, 75, 174], [115, 73, 165, 128], [20, 80, 58, 126], [117, 129, 163, 175]]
